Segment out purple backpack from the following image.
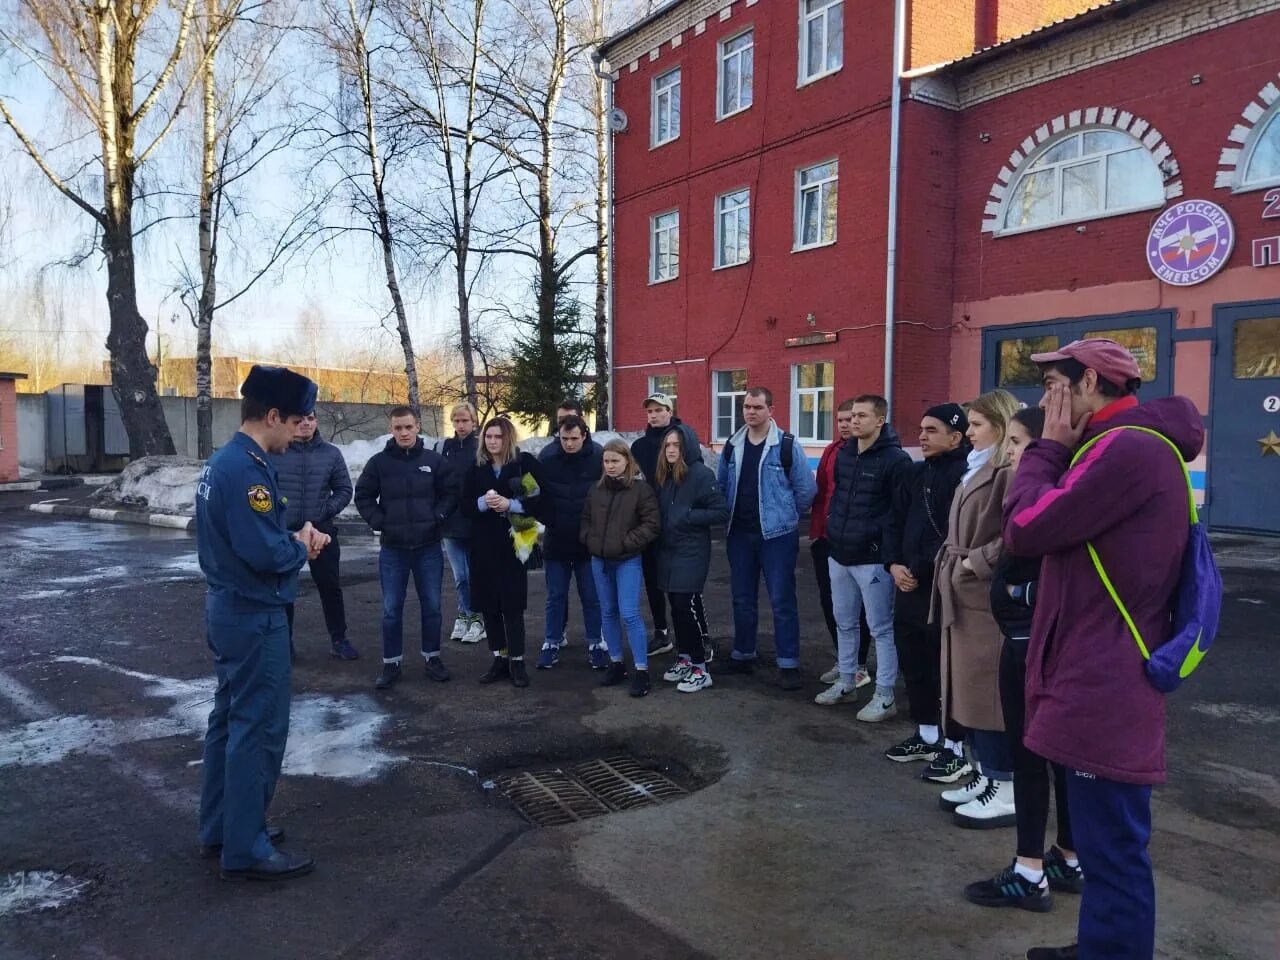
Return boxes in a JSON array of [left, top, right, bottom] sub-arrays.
[[1071, 426, 1222, 693]]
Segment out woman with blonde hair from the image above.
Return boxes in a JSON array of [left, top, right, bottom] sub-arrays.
[[580, 439, 661, 696], [460, 417, 542, 688], [934, 388, 1022, 827]]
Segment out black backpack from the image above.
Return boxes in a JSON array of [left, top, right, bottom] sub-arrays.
[[723, 432, 795, 473]]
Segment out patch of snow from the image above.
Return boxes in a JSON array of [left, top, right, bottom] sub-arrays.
[[12, 589, 70, 601], [18, 465, 38, 480], [49, 565, 131, 586], [1189, 702, 1280, 725], [0, 871, 92, 917], [91, 456, 203, 515]]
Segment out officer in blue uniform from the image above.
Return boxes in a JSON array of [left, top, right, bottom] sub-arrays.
[[196, 365, 327, 882]]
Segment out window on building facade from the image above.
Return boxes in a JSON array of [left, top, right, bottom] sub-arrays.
[[715, 189, 751, 268], [1242, 105, 1280, 189], [652, 68, 681, 147], [791, 362, 834, 443], [1233, 317, 1280, 379], [648, 374, 678, 413], [1082, 328, 1159, 382], [713, 369, 748, 440], [718, 30, 754, 118], [795, 160, 838, 249], [799, 0, 842, 83], [996, 335, 1059, 389], [650, 210, 679, 283], [1003, 129, 1164, 233]]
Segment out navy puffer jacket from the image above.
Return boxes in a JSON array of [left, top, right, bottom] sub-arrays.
[[354, 438, 458, 549], [437, 432, 479, 539], [268, 431, 352, 533], [534, 441, 603, 562]]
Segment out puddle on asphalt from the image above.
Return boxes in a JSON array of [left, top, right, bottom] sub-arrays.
[[0, 871, 91, 917]]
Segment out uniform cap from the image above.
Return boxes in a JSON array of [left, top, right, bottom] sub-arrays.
[[240, 365, 317, 416], [1030, 338, 1141, 387], [643, 392, 674, 410]]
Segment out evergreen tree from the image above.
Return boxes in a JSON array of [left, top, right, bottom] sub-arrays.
[[505, 263, 594, 428]]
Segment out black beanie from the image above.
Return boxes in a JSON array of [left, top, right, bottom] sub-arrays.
[[924, 403, 967, 433], [240, 365, 318, 416]]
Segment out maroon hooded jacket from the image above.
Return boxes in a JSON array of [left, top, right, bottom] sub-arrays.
[[1003, 395, 1204, 785]]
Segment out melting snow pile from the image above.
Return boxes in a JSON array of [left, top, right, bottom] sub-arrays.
[[91, 456, 204, 515], [0, 871, 92, 917]]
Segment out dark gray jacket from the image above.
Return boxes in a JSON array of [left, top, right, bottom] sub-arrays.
[[654, 462, 728, 594], [269, 432, 352, 533], [437, 433, 479, 539]]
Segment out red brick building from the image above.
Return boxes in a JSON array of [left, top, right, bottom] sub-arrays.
[[599, 0, 1280, 534]]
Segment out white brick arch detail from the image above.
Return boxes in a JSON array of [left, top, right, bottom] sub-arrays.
[[982, 107, 1183, 234], [1214, 71, 1280, 191]]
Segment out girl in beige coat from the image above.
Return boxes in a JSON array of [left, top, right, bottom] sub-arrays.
[[935, 389, 1021, 828]]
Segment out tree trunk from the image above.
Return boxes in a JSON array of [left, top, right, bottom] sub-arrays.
[[592, 66, 610, 429], [196, 0, 219, 459], [456, 259, 477, 408]]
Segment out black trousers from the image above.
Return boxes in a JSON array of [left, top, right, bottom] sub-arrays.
[[484, 610, 526, 659], [1001, 635, 1073, 859], [668, 592, 709, 664], [895, 585, 965, 739], [640, 546, 668, 634], [810, 538, 870, 663], [285, 535, 347, 644]]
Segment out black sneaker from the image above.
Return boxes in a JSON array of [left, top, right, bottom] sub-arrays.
[[479, 656, 509, 684], [1026, 947, 1078, 960], [921, 745, 973, 783], [600, 661, 627, 686], [647, 630, 674, 657], [724, 658, 754, 674], [778, 667, 802, 690], [374, 662, 401, 689], [330, 639, 359, 660], [509, 659, 529, 688], [1044, 846, 1084, 894], [423, 656, 450, 682], [964, 863, 1052, 912], [629, 669, 650, 697], [885, 734, 942, 763]]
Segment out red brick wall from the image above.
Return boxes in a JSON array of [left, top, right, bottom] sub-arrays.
[[907, 0, 1100, 69], [0, 379, 19, 483]]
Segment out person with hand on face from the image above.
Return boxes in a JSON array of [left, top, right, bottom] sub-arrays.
[[461, 418, 543, 689], [355, 406, 457, 691], [581, 439, 661, 697], [438, 402, 485, 644], [882, 403, 971, 781], [196, 365, 325, 882]]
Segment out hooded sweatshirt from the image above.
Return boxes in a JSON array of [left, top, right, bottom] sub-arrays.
[[1003, 395, 1204, 785]]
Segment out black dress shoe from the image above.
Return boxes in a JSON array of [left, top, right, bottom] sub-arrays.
[[629, 668, 650, 697], [423, 656, 451, 682], [778, 667, 803, 690], [600, 661, 626, 686], [509, 659, 529, 688], [479, 656, 509, 684], [201, 825, 286, 859], [375, 662, 401, 689], [220, 849, 315, 882]]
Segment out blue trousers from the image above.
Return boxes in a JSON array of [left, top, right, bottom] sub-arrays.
[[379, 544, 444, 662], [442, 537, 472, 617], [726, 528, 801, 668], [1067, 770, 1155, 959], [200, 604, 292, 870], [545, 557, 602, 645], [591, 556, 648, 668]]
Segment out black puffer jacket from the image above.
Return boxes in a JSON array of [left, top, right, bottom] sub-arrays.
[[631, 418, 703, 486], [990, 551, 1040, 641], [886, 446, 968, 584], [535, 442, 603, 562], [354, 438, 457, 549], [437, 432, 479, 539], [269, 431, 353, 533], [826, 425, 913, 567], [654, 463, 728, 594]]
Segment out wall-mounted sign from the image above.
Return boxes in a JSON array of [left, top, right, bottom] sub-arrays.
[[1263, 188, 1280, 220], [1265, 395, 1280, 413], [1255, 236, 1280, 268], [1146, 199, 1235, 286], [784, 332, 839, 348]]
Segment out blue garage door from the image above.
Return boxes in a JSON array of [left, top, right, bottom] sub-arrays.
[[1210, 301, 1280, 536]]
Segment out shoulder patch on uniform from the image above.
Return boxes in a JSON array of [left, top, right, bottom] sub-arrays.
[[247, 484, 273, 513]]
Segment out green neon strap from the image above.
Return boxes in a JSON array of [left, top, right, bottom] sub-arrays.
[[1069, 426, 1196, 663]]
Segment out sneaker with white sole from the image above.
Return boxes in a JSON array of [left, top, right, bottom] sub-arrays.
[[462, 617, 486, 643], [450, 617, 468, 641], [647, 630, 674, 657], [954, 777, 1017, 829], [964, 863, 1052, 912], [814, 682, 857, 706], [588, 642, 609, 670], [884, 734, 943, 763], [677, 667, 713, 693], [663, 658, 694, 683], [940, 772, 988, 812], [819, 663, 840, 684], [922, 746, 973, 784], [856, 692, 897, 722], [854, 667, 872, 689]]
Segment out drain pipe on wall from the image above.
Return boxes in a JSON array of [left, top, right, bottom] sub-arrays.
[[883, 0, 907, 420], [592, 51, 616, 430]]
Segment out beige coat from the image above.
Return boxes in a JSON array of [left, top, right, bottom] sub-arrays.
[[935, 458, 1011, 732]]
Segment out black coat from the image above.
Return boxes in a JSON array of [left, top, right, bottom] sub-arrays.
[[353, 438, 457, 549], [534, 442, 603, 562], [826, 425, 913, 567], [268, 432, 352, 533], [460, 452, 541, 613], [887, 446, 968, 583], [654, 463, 728, 594], [631, 418, 703, 486], [990, 551, 1040, 640], [437, 433, 479, 540]]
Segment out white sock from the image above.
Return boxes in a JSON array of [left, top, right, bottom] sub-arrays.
[[1064, 854, 1080, 868], [918, 724, 940, 744], [1013, 862, 1045, 884], [945, 739, 963, 754]]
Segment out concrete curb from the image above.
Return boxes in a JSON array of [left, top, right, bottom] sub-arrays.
[[28, 503, 196, 531]]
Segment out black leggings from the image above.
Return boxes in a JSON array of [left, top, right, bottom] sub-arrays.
[[641, 547, 668, 634], [1001, 635, 1073, 859], [484, 610, 526, 659], [667, 592, 709, 664]]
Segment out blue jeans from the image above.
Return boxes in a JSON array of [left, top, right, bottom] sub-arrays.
[[828, 559, 898, 693], [969, 728, 1013, 781], [200, 604, 291, 870], [442, 537, 472, 617], [591, 556, 648, 669], [726, 528, 801, 669], [379, 544, 444, 662], [545, 557, 602, 645]]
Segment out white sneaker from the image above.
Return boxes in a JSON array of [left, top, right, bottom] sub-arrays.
[[953, 778, 1017, 828], [663, 658, 694, 683], [819, 663, 840, 684], [462, 618, 486, 643], [814, 682, 857, 706], [450, 617, 468, 641], [856, 692, 897, 722], [854, 667, 871, 689], [940, 773, 988, 811], [677, 668, 713, 693]]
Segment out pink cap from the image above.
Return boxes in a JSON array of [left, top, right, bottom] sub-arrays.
[[1029, 338, 1141, 386]]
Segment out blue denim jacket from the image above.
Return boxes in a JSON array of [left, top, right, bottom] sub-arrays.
[[716, 421, 817, 540]]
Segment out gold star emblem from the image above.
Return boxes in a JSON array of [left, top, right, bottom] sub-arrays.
[[1259, 430, 1280, 457]]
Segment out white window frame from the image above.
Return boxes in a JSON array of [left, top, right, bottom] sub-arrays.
[[651, 67, 681, 148], [648, 374, 678, 415], [712, 369, 748, 441], [790, 361, 834, 444], [794, 160, 839, 251], [998, 128, 1165, 236], [798, 0, 843, 86], [1237, 100, 1280, 193], [649, 209, 680, 284], [717, 29, 754, 121], [714, 188, 751, 269]]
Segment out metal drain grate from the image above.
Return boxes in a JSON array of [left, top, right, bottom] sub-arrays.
[[495, 755, 687, 826]]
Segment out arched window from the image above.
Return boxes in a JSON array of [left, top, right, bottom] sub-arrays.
[[1002, 128, 1165, 233], [1240, 103, 1280, 189]]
